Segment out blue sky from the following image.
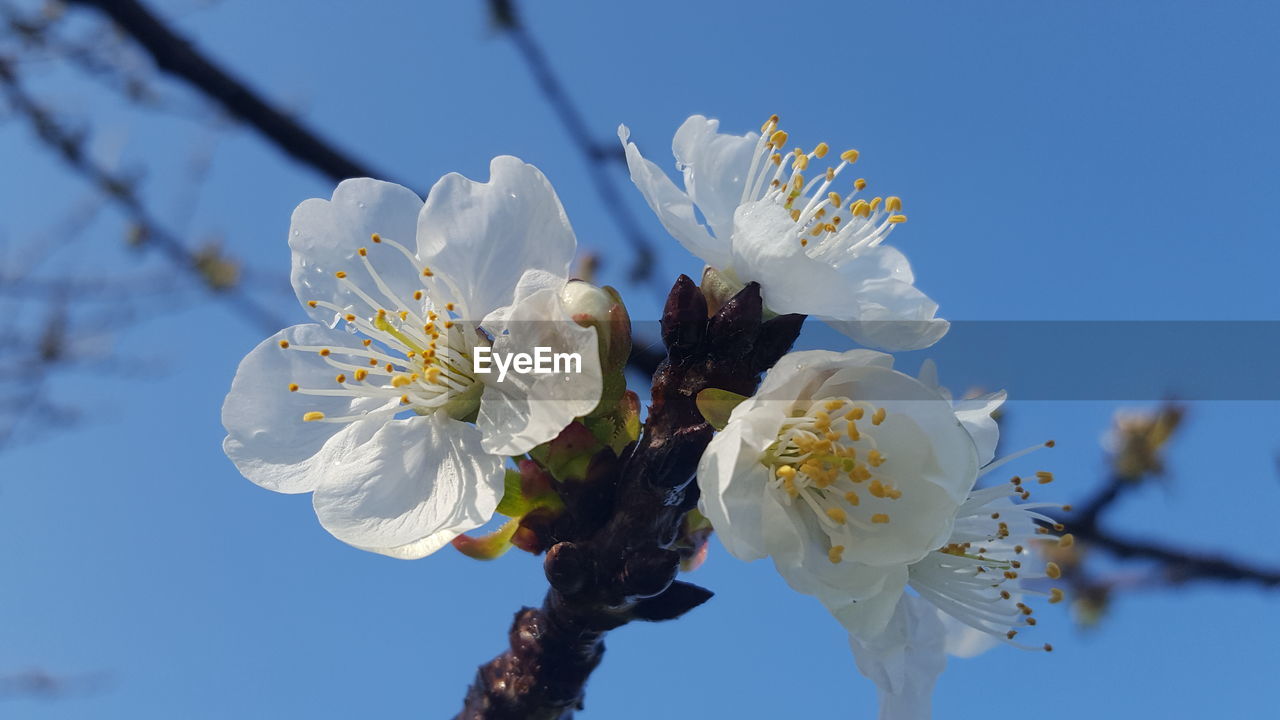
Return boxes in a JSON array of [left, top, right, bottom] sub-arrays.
[[2, 1, 1278, 717]]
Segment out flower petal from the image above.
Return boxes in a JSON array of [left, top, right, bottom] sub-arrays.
[[848, 594, 949, 720], [696, 416, 778, 562], [290, 178, 425, 326], [311, 414, 505, 556], [222, 324, 395, 494], [476, 285, 602, 455], [671, 115, 758, 242], [619, 124, 732, 269], [416, 156, 576, 321]]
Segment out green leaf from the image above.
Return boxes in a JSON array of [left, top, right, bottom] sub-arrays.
[[696, 388, 749, 430], [494, 469, 530, 517]]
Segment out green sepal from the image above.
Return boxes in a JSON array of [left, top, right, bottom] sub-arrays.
[[696, 388, 749, 430]]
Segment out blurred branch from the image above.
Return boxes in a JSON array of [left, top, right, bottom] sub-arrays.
[[64, 0, 390, 183], [0, 55, 284, 332], [488, 0, 657, 283]]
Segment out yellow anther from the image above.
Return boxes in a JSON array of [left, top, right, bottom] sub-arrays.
[[370, 233, 382, 243], [357, 247, 368, 257], [851, 200, 871, 217], [813, 142, 829, 158], [288, 383, 299, 392], [354, 369, 368, 381], [1046, 562, 1062, 579], [828, 545, 845, 563], [445, 303, 455, 311], [385, 362, 395, 372], [302, 411, 325, 422], [843, 490, 860, 506], [1043, 643, 1054, 652], [334, 271, 347, 279], [824, 400, 845, 412], [769, 130, 789, 148], [869, 480, 887, 498], [776, 465, 797, 480], [828, 191, 842, 207], [847, 423, 861, 441], [888, 214, 908, 224], [307, 300, 318, 308], [318, 348, 331, 357], [761, 114, 779, 132], [362, 338, 372, 347], [790, 174, 804, 192], [425, 366, 442, 383], [790, 209, 802, 222], [793, 154, 809, 171], [840, 149, 860, 163], [871, 407, 886, 426], [870, 197, 883, 212], [278, 340, 290, 349], [826, 507, 848, 524], [344, 314, 356, 322], [871, 513, 890, 524], [444, 320, 455, 329], [1036, 471, 1055, 484], [335, 374, 347, 384], [1049, 588, 1065, 604], [770, 153, 782, 166], [391, 374, 413, 388], [398, 310, 408, 321], [886, 196, 903, 212], [413, 290, 423, 301], [400, 394, 410, 404], [422, 267, 434, 277], [1058, 533, 1075, 548], [845, 407, 865, 421], [867, 449, 886, 467], [854, 178, 867, 191], [849, 464, 871, 482], [825, 168, 835, 181]]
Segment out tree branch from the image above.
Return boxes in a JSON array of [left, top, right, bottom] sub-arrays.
[[456, 278, 804, 719], [64, 0, 390, 183]]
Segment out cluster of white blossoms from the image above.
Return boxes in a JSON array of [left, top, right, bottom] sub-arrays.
[[223, 115, 1056, 719]]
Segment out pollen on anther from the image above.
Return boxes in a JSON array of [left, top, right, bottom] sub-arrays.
[[828, 545, 845, 563], [334, 271, 347, 279], [371, 233, 382, 243], [400, 394, 410, 404], [854, 178, 867, 191], [1046, 562, 1063, 579], [362, 339, 372, 347], [318, 348, 331, 357], [335, 374, 346, 384], [344, 314, 356, 322], [826, 507, 848, 524], [357, 248, 368, 257], [1036, 471, 1055, 484], [813, 142, 830, 158], [871, 513, 890, 524], [354, 369, 368, 381], [1049, 588, 1065, 604], [840, 149, 860, 163], [422, 267, 434, 277], [307, 301, 318, 308], [871, 407, 886, 426], [845, 491, 861, 506], [886, 196, 903, 212], [288, 383, 299, 392], [1058, 534, 1075, 548], [888, 214, 908, 224], [769, 130, 789, 148], [302, 411, 325, 422], [413, 290, 423, 301], [278, 340, 290, 349]]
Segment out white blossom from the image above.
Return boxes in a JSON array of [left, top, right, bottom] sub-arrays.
[[222, 157, 601, 558], [620, 115, 948, 351]]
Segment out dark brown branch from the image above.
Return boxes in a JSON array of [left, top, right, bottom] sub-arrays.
[[1082, 529, 1280, 587], [488, 0, 657, 283], [64, 0, 389, 183], [457, 278, 805, 719]]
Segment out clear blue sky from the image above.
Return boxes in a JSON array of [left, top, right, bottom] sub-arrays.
[[2, 1, 1278, 717]]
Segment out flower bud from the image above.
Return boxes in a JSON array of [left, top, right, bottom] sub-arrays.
[[560, 280, 631, 374]]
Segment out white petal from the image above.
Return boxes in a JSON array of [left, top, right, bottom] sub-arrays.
[[849, 594, 949, 720], [671, 115, 758, 241], [476, 286, 602, 455], [222, 324, 395, 494], [817, 364, 979, 506], [951, 390, 1006, 467], [311, 414, 505, 556], [730, 200, 851, 315], [619, 124, 732, 269], [416, 156, 576, 320], [819, 278, 950, 351], [696, 417, 778, 562], [289, 179, 425, 326], [940, 609, 999, 658]]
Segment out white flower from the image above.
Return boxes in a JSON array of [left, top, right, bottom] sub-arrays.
[[698, 349, 1062, 718], [619, 115, 948, 351], [222, 157, 602, 559]]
